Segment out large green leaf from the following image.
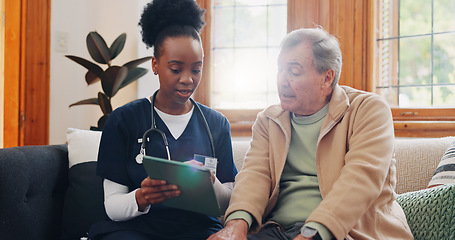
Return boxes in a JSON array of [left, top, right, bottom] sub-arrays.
[[109, 33, 126, 60], [120, 67, 149, 89], [66, 55, 105, 83], [69, 98, 99, 108], [87, 31, 111, 65], [98, 92, 112, 115], [123, 56, 153, 70], [102, 66, 128, 97]]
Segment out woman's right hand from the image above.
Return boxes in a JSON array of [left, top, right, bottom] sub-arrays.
[[135, 177, 181, 211]]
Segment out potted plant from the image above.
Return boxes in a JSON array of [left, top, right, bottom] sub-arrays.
[[66, 31, 152, 130]]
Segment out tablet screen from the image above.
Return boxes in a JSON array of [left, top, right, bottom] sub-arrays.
[[142, 156, 221, 217]]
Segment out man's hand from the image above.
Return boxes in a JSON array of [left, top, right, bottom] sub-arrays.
[[207, 219, 249, 240], [293, 234, 312, 240]]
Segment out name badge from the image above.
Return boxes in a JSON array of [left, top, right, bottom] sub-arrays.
[[194, 154, 217, 175]]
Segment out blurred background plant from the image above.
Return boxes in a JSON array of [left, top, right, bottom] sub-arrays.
[[66, 31, 152, 130]]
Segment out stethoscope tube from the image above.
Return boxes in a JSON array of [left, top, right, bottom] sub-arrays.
[[137, 90, 215, 163]]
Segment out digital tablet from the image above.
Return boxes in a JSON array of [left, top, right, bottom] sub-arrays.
[[142, 155, 221, 217]]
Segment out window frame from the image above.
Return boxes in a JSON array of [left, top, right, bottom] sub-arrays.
[[374, 0, 455, 137], [196, 0, 455, 138]]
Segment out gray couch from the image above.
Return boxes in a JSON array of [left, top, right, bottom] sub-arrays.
[[1, 137, 454, 240], [0, 144, 106, 240]]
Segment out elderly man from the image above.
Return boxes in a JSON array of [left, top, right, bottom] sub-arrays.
[[208, 28, 413, 240]]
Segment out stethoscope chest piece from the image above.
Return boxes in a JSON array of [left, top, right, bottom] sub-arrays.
[[136, 147, 145, 164]]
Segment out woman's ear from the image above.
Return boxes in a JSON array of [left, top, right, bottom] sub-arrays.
[[152, 57, 158, 75]]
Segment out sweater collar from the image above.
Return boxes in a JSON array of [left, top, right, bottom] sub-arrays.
[[263, 85, 350, 122], [262, 85, 351, 140]]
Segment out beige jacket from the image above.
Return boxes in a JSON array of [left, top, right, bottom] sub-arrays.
[[226, 85, 413, 240]]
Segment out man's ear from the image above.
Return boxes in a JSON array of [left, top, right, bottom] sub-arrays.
[[323, 69, 335, 88]]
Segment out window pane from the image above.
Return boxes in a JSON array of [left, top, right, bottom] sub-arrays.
[[399, 0, 431, 36], [434, 0, 455, 32], [268, 5, 287, 46], [235, 0, 268, 6], [376, 87, 399, 107], [213, 0, 235, 7], [234, 6, 267, 47], [211, 0, 286, 109], [214, 0, 286, 7], [399, 86, 432, 107], [213, 7, 234, 48], [433, 33, 455, 84], [433, 85, 455, 107], [212, 49, 235, 95], [212, 48, 279, 108], [399, 36, 431, 86]]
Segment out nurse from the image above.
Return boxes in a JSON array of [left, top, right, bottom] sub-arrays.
[[88, 0, 238, 239]]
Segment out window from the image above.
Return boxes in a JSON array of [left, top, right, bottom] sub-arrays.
[[196, 0, 455, 137], [376, 0, 455, 107], [196, 0, 377, 137], [195, 0, 288, 136], [375, 0, 455, 137], [210, 0, 287, 110]]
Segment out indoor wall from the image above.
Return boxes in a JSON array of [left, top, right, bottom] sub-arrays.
[[49, 0, 155, 144]]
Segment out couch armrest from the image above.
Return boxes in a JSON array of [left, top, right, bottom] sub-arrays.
[[0, 145, 68, 240]]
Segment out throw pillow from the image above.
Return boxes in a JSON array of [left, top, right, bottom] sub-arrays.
[[66, 127, 102, 168], [428, 141, 455, 188], [61, 128, 106, 240], [396, 184, 455, 240]]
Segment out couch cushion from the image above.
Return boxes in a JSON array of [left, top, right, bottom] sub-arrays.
[[232, 139, 250, 171], [394, 137, 455, 194], [61, 128, 106, 240], [428, 141, 455, 188], [61, 162, 106, 240], [0, 145, 68, 240], [396, 184, 455, 240]]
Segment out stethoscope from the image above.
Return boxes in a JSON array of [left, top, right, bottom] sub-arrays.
[[135, 90, 216, 164]]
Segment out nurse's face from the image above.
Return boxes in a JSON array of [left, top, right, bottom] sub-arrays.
[[152, 36, 204, 115]]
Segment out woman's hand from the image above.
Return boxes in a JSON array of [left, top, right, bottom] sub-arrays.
[[185, 159, 216, 183], [135, 177, 180, 211]]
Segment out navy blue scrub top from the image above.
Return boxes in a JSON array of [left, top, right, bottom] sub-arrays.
[[91, 98, 237, 239], [97, 98, 237, 189]]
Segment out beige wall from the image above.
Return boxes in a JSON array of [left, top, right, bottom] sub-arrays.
[[49, 0, 151, 144]]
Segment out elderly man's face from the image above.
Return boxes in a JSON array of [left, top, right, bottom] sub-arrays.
[[277, 42, 333, 116]]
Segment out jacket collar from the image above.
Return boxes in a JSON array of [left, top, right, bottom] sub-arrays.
[[319, 85, 350, 140], [326, 85, 350, 123]]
